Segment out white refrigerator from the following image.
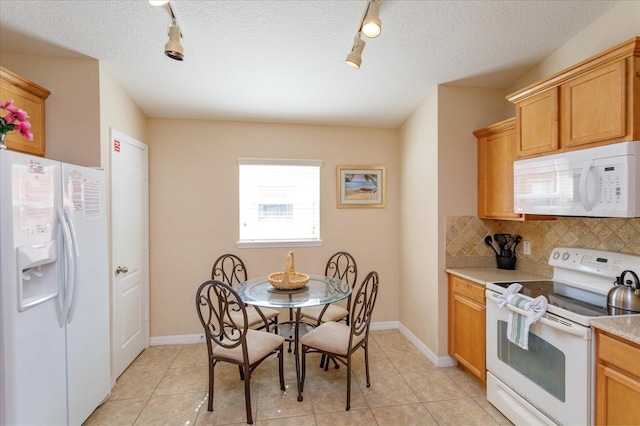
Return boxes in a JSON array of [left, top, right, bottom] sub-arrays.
[[0, 149, 110, 426]]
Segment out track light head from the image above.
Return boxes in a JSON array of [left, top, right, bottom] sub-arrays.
[[362, 1, 382, 38], [345, 36, 366, 69], [165, 24, 184, 61]]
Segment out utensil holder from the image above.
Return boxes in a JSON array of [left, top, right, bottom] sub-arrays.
[[496, 255, 516, 270]]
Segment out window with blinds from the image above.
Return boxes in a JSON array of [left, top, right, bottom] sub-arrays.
[[238, 158, 322, 247]]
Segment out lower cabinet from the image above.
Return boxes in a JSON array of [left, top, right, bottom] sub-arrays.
[[447, 274, 486, 383], [595, 330, 640, 425]]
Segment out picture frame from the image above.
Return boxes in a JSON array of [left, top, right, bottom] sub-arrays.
[[337, 166, 386, 208]]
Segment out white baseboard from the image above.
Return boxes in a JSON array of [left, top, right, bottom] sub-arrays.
[[396, 323, 457, 368], [150, 321, 457, 369], [369, 320, 400, 330], [150, 333, 206, 346]]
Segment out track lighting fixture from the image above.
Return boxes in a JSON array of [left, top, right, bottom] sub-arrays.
[[345, 0, 382, 69], [150, 0, 184, 61], [345, 35, 366, 69], [165, 24, 184, 61], [362, 0, 382, 38]]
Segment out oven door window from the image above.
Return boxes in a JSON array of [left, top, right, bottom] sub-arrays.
[[497, 320, 565, 402]]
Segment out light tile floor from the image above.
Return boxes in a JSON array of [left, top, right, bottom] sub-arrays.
[[84, 329, 512, 425]]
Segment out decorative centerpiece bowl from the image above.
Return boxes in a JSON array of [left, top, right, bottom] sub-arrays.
[[268, 251, 309, 290]]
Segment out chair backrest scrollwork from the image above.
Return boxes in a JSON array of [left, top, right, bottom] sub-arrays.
[[325, 251, 358, 286], [196, 280, 248, 351], [211, 254, 248, 286], [350, 271, 379, 340]]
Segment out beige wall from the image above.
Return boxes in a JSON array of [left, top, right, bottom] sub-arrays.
[[98, 64, 147, 168], [399, 89, 439, 356], [399, 86, 506, 361], [147, 118, 401, 337], [0, 53, 101, 167], [436, 86, 507, 354]]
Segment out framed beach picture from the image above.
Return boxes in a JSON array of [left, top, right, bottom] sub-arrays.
[[337, 166, 386, 208]]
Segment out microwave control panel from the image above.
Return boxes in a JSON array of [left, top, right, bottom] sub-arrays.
[[598, 163, 625, 205]]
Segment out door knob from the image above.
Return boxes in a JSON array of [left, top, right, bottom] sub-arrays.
[[115, 266, 129, 275]]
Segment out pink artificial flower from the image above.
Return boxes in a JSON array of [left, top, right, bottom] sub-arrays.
[[7, 105, 28, 122], [14, 121, 33, 140], [0, 99, 33, 140], [22, 130, 34, 140], [15, 120, 31, 132], [3, 113, 16, 124]]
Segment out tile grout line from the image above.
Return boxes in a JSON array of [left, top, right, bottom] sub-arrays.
[[92, 331, 511, 425], [132, 346, 182, 425]]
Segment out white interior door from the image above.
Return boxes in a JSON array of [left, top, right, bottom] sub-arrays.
[[110, 129, 149, 380]]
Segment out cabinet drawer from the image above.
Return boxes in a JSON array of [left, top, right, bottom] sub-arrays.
[[597, 331, 640, 378], [449, 275, 485, 305]]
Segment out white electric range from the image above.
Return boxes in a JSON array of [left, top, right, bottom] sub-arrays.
[[485, 247, 640, 426]]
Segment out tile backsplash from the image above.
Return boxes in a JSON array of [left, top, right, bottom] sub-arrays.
[[446, 216, 640, 276]]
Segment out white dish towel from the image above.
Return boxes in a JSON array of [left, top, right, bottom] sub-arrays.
[[496, 283, 548, 350]]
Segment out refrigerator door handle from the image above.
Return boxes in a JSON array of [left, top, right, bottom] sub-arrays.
[[57, 208, 76, 325], [64, 206, 80, 322]]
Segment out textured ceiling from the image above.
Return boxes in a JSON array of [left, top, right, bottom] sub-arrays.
[[0, 1, 619, 128]]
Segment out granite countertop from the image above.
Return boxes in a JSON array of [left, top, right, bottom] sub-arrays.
[[445, 267, 549, 286], [590, 315, 640, 345]]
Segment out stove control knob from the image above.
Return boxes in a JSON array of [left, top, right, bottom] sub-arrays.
[[562, 252, 570, 260], [552, 251, 560, 259]]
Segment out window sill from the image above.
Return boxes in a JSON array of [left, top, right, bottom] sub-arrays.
[[236, 239, 323, 249]]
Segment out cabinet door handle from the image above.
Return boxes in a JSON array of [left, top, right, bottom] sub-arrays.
[[116, 266, 129, 275]]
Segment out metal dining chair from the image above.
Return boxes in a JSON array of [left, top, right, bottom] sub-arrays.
[[299, 271, 380, 410], [195, 280, 285, 425], [300, 251, 357, 367], [211, 253, 279, 332], [300, 251, 358, 326]]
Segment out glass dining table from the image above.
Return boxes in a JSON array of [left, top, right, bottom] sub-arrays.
[[235, 274, 352, 401]]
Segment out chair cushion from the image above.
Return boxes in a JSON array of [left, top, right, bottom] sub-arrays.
[[227, 306, 278, 328], [212, 329, 284, 364], [301, 305, 348, 323], [299, 321, 364, 356]]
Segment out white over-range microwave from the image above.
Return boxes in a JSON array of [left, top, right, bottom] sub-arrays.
[[514, 141, 640, 217]]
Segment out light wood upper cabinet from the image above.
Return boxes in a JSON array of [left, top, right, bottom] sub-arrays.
[[448, 274, 486, 384], [0, 66, 50, 157], [509, 37, 640, 159], [474, 118, 554, 221], [515, 88, 559, 157], [561, 61, 626, 148], [475, 118, 520, 220], [595, 330, 640, 426]]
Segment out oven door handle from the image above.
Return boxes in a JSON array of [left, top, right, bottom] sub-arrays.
[[487, 291, 592, 340]]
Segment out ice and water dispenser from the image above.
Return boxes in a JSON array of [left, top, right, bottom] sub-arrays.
[[17, 241, 58, 311]]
